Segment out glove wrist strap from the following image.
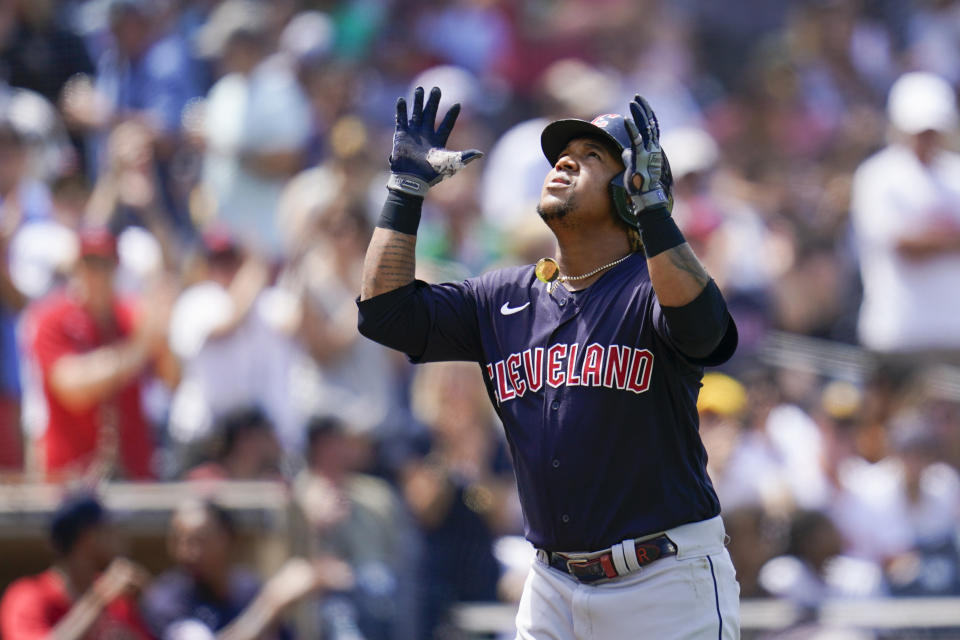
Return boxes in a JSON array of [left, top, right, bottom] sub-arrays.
[[386, 173, 430, 198], [632, 188, 669, 210]]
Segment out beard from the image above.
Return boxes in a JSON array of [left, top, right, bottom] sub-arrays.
[[537, 193, 576, 222]]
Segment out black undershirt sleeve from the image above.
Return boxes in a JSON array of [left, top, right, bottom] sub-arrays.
[[657, 280, 738, 366], [357, 282, 431, 358]]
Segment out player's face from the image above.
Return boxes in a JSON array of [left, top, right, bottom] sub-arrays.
[[537, 137, 623, 228]]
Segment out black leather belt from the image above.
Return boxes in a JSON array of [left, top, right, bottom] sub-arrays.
[[540, 534, 677, 584]]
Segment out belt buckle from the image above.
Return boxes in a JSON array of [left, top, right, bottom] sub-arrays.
[[565, 556, 602, 582], [567, 554, 617, 582], [565, 557, 592, 574]]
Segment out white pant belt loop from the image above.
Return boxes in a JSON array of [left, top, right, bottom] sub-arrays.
[[622, 538, 641, 572], [610, 541, 630, 576]]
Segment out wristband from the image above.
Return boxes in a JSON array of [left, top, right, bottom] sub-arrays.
[[637, 205, 685, 258], [376, 188, 424, 235]]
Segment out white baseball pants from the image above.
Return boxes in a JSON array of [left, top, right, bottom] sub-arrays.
[[514, 516, 740, 639]]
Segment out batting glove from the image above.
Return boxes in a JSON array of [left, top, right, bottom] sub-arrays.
[[622, 95, 671, 212], [387, 86, 483, 198]]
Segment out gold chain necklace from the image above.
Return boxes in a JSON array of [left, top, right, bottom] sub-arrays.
[[535, 254, 631, 293]]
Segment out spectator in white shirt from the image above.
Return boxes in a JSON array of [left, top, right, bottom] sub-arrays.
[[195, 0, 311, 258], [850, 71, 960, 355]]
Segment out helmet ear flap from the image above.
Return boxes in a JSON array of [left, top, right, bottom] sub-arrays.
[[609, 180, 639, 229]]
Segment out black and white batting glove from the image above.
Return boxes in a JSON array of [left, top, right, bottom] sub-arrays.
[[387, 86, 483, 198], [622, 95, 671, 213]]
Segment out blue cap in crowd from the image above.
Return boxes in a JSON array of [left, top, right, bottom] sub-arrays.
[[50, 493, 107, 555]]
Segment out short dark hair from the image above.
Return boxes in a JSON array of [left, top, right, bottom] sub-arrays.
[[217, 406, 270, 459], [50, 493, 106, 555], [201, 500, 236, 537], [176, 499, 237, 538], [305, 414, 349, 465]]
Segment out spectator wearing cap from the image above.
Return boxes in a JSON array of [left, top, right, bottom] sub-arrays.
[[23, 227, 178, 480], [195, 0, 312, 257], [0, 492, 152, 640], [851, 71, 960, 357]]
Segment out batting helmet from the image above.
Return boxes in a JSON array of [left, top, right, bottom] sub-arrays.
[[540, 113, 672, 229]]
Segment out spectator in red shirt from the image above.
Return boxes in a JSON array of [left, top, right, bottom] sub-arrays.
[[0, 492, 153, 640], [25, 227, 178, 481]]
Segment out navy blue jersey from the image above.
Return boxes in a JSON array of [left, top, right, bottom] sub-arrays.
[[362, 253, 732, 552]]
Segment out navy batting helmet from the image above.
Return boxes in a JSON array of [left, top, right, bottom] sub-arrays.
[[540, 113, 672, 229]]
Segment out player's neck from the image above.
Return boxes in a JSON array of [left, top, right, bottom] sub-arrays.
[[554, 232, 633, 290]]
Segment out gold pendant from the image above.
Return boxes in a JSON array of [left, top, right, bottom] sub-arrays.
[[535, 257, 560, 285]]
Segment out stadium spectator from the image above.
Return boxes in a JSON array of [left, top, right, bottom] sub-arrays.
[[758, 509, 884, 609], [402, 361, 519, 638], [141, 498, 266, 636], [196, 0, 311, 257], [0, 492, 152, 640], [24, 227, 178, 481], [851, 71, 960, 357], [0, 0, 94, 105], [294, 414, 416, 639], [167, 228, 303, 455], [61, 0, 203, 229], [278, 167, 401, 436], [184, 406, 283, 482], [143, 498, 352, 639], [0, 118, 35, 470]]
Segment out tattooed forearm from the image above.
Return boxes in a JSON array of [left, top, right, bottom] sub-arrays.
[[664, 245, 710, 288], [646, 242, 712, 307], [360, 228, 417, 300]]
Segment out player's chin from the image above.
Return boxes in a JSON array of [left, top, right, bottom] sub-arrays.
[[536, 194, 572, 222]]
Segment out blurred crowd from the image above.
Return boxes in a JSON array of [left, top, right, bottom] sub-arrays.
[[0, 0, 959, 637]]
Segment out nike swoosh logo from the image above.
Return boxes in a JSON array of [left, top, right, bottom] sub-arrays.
[[500, 301, 530, 316]]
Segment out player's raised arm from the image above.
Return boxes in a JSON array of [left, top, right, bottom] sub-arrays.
[[621, 95, 709, 306], [623, 95, 735, 361], [360, 86, 482, 300]]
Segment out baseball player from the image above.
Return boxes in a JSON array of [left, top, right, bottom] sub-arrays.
[[358, 86, 740, 638]]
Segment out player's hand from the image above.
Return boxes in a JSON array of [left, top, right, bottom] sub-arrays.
[[622, 95, 673, 213], [387, 86, 483, 198]]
